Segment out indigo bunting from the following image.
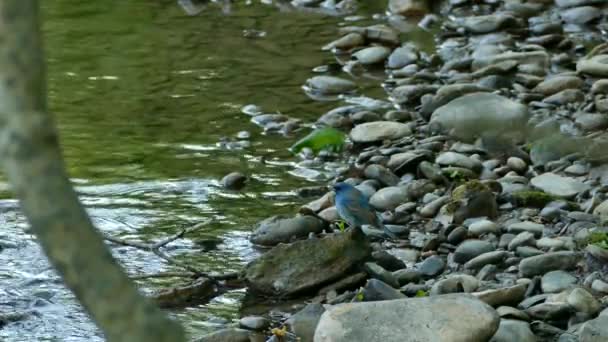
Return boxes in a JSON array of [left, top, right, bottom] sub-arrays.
[[332, 182, 397, 239]]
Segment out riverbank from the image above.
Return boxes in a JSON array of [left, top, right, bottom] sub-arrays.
[[206, 0, 608, 341]]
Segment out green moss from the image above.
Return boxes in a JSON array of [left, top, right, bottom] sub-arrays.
[[512, 191, 555, 208], [588, 232, 608, 250], [451, 180, 489, 202], [415, 290, 428, 297]]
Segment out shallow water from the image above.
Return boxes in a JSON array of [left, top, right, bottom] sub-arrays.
[[0, 1, 433, 340]]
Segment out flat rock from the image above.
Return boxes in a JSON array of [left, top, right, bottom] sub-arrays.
[[454, 240, 496, 264], [560, 5, 601, 24], [305, 76, 356, 95], [577, 54, 608, 77], [369, 186, 409, 211], [533, 75, 584, 96], [244, 229, 371, 296], [531, 173, 590, 199], [519, 251, 580, 277], [314, 294, 499, 342], [350, 121, 412, 143], [579, 315, 608, 341], [430, 92, 528, 142], [490, 319, 537, 342], [541, 271, 577, 293], [250, 215, 326, 246], [474, 284, 527, 307]]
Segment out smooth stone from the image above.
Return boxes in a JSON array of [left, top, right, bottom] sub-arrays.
[[350, 121, 412, 143], [388, 0, 429, 16], [419, 196, 450, 218], [393, 268, 422, 286], [464, 251, 507, 270], [592, 79, 608, 94], [364, 262, 399, 288], [575, 113, 608, 131], [244, 229, 370, 296], [305, 76, 356, 95], [543, 89, 584, 105], [372, 250, 406, 271], [322, 32, 365, 51], [577, 54, 608, 77], [221, 172, 247, 190], [519, 251, 580, 277], [457, 14, 517, 34], [531, 173, 590, 199], [419, 84, 491, 119], [285, 304, 325, 342], [541, 271, 578, 293], [369, 186, 408, 211], [592, 199, 608, 223], [536, 238, 566, 250], [468, 220, 500, 236], [525, 302, 572, 320], [250, 215, 326, 246], [591, 279, 608, 293], [418, 255, 445, 278], [360, 279, 405, 301], [490, 319, 537, 342], [314, 294, 500, 342], [474, 284, 527, 307], [429, 92, 529, 142], [352, 46, 391, 65], [390, 84, 439, 104], [447, 226, 468, 245], [517, 246, 545, 258], [508, 232, 536, 251], [364, 164, 400, 187], [497, 306, 530, 320], [436, 152, 482, 172], [387, 45, 418, 69], [533, 75, 584, 96], [507, 157, 527, 173], [567, 287, 601, 315], [579, 315, 608, 342], [472, 50, 549, 71], [454, 240, 495, 264], [430, 274, 479, 295], [506, 222, 544, 238], [560, 6, 601, 24], [239, 316, 270, 331]]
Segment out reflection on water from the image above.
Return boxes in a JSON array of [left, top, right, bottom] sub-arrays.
[[0, 1, 435, 340]]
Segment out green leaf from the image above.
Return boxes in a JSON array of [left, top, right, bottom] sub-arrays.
[[356, 291, 364, 301], [289, 127, 346, 155], [415, 290, 428, 297], [336, 220, 346, 232]]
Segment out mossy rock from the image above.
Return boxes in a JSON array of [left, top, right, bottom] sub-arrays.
[[511, 191, 556, 208], [448, 180, 497, 223]]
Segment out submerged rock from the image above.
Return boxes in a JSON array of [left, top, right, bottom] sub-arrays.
[[314, 294, 499, 342], [243, 228, 371, 296], [305, 76, 357, 95], [221, 172, 247, 190]]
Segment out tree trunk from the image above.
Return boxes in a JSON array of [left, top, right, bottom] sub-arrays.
[[0, 1, 186, 341]]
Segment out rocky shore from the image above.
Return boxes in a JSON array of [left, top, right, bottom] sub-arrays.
[[204, 0, 608, 341]]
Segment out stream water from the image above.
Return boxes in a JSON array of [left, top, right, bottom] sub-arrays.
[[0, 1, 431, 340]]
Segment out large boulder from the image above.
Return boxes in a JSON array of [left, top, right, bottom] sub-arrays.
[[243, 228, 371, 296], [314, 294, 499, 342], [429, 93, 528, 142]]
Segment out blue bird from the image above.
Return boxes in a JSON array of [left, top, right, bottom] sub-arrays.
[[332, 182, 397, 239]]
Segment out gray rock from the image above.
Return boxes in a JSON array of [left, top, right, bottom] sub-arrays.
[[352, 46, 391, 65], [560, 6, 601, 24], [436, 152, 483, 172], [508, 232, 536, 251], [591, 279, 608, 293], [364, 164, 400, 187], [369, 186, 409, 211], [350, 121, 412, 143], [420, 195, 450, 218], [360, 278, 405, 301], [517, 246, 545, 258], [364, 262, 399, 288], [431, 274, 479, 295], [490, 319, 537, 342], [458, 14, 518, 34], [430, 93, 529, 142], [420, 83, 491, 119], [543, 89, 584, 105], [579, 315, 608, 342], [286, 304, 325, 342], [322, 32, 365, 51], [507, 157, 527, 173], [196, 328, 263, 342], [418, 255, 446, 277], [592, 79, 608, 94], [244, 229, 371, 296], [393, 268, 422, 286], [474, 284, 527, 307], [305, 76, 356, 95], [541, 271, 578, 293], [519, 251, 581, 277], [578, 54, 608, 77], [506, 221, 544, 237], [567, 287, 601, 315], [314, 294, 499, 342], [454, 240, 496, 264], [390, 84, 439, 105], [575, 113, 608, 131], [387, 45, 418, 69], [525, 302, 572, 320], [472, 50, 549, 71], [468, 219, 500, 236], [592, 199, 608, 223], [221, 172, 247, 190], [531, 173, 590, 199], [388, 0, 429, 16], [239, 316, 270, 331], [533, 75, 584, 96], [465, 251, 508, 270], [372, 250, 406, 271], [250, 215, 326, 246]]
